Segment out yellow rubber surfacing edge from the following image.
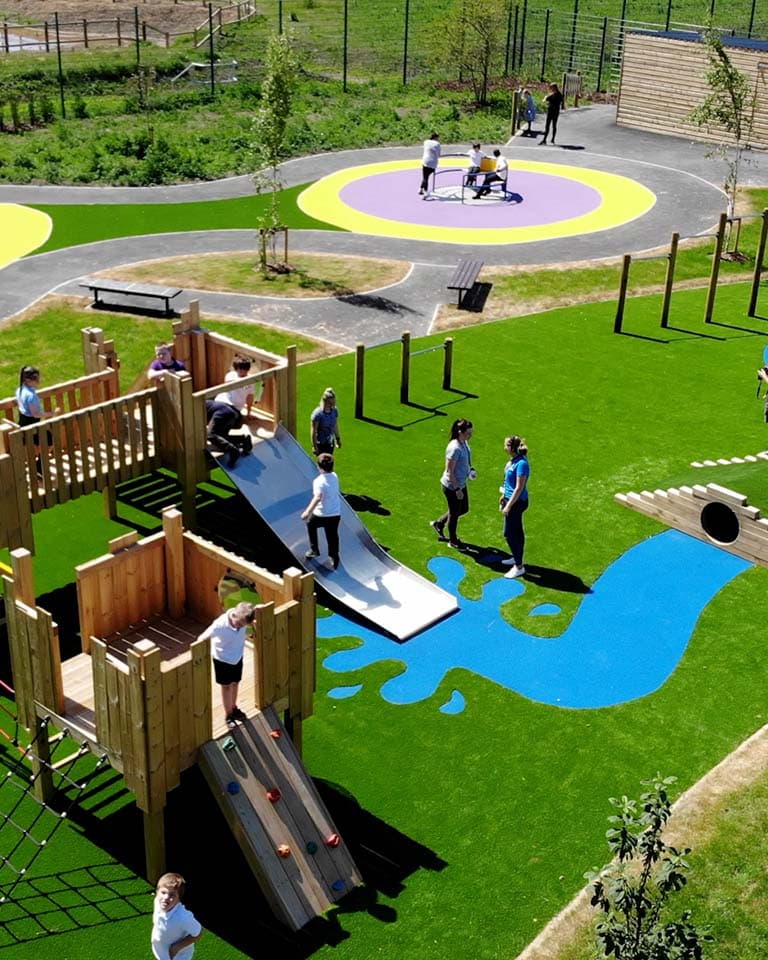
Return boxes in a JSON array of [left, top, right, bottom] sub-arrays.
[[0, 204, 52, 268], [298, 159, 657, 245]]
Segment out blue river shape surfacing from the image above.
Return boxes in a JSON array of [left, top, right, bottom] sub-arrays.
[[319, 530, 751, 711]]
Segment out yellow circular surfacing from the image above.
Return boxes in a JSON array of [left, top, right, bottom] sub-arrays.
[[298, 159, 656, 245], [0, 204, 52, 268]]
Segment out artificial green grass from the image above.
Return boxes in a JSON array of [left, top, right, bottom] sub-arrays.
[[0, 305, 328, 400], [31, 184, 336, 254], [4, 281, 768, 958]]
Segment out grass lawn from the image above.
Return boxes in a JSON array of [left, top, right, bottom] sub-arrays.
[[3, 278, 768, 958]]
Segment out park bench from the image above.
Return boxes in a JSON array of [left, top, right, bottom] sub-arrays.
[[80, 278, 183, 316], [447, 259, 484, 308]]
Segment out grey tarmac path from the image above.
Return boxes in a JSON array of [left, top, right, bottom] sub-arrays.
[[2, 105, 766, 347]]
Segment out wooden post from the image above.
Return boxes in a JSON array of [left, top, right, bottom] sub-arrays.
[[400, 331, 411, 405], [143, 809, 166, 884], [442, 337, 453, 390], [748, 208, 768, 318], [163, 508, 186, 618], [285, 345, 297, 437], [614, 254, 631, 334], [103, 483, 117, 520], [32, 717, 54, 804], [660, 232, 679, 329], [354, 343, 365, 420], [10, 546, 35, 607], [704, 212, 727, 324]]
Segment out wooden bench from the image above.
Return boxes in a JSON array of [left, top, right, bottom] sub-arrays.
[[80, 278, 183, 316], [447, 259, 483, 308]]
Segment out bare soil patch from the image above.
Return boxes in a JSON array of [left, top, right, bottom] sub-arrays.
[[0, 2, 205, 35]]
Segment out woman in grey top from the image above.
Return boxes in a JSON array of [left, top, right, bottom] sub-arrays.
[[430, 418, 474, 549]]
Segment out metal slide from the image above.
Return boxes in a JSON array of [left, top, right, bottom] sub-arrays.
[[218, 425, 458, 640]]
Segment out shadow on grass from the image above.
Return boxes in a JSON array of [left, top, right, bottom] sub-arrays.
[[455, 542, 592, 593], [343, 493, 391, 516], [0, 861, 149, 948]]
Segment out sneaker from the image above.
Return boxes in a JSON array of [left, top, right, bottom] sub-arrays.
[[225, 713, 237, 729], [226, 444, 241, 468], [418, 189, 424, 195], [504, 565, 526, 579], [240, 434, 253, 454], [230, 706, 247, 723], [331, 558, 340, 571], [448, 540, 465, 550], [430, 519, 446, 539], [501, 558, 517, 566], [305, 549, 319, 559]]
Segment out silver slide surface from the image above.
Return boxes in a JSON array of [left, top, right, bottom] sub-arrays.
[[219, 425, 458, 640]]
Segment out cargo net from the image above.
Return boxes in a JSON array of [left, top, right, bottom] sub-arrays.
[[0, 717, 107, 910]]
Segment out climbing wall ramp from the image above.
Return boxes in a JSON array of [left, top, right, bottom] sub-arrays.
[[198, 706, 361, 931], [217, 424, 458, 640]]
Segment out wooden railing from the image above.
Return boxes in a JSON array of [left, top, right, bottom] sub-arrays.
[[0, 368, 120, 423]]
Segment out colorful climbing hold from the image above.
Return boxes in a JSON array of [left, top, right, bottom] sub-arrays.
[[331, 879, 345, 891], [277, 844, 291, 858], [325, 833, 341, 848], [306, 841, 318, 855], [270, 729, 281, 739], [227, 781, 240, 795], [267, 788, 282, 803], [222, 737, 236, 751]]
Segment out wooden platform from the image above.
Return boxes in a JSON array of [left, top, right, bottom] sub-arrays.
[[56, 613, 261, 746]]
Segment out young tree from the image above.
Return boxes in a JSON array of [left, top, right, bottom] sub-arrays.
[[437, 0, 508, 107], [252, 33, 298, 272], [690, 28, 756, 243], [585, 775, 712, 960]]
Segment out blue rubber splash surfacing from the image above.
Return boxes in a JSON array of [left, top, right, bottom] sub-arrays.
[[320, 530, 750, 712]]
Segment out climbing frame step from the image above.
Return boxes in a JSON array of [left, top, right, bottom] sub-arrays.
[[198, 705, 361, 930]]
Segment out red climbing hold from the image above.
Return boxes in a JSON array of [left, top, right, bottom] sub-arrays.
[[325, 833, 341, 848], [267, 788, 282, 803], [270, 729, 281, 739]]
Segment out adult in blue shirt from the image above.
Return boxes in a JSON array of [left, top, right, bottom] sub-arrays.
[[500, 435, 530, 579], [311, 387, 342, 456]]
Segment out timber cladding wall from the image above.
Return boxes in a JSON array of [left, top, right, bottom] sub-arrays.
[[617, 32, 768, 149]]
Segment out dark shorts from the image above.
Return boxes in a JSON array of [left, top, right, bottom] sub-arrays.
[[213, 657, 243, 685]]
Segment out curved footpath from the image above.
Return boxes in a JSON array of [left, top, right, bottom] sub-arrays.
[[0, 105, 766, 347]]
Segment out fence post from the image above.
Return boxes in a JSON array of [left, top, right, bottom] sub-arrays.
[[54, 12, 66, 119], [400, 332, 411, 405], [354, 344, 365, 419], [568, 0, 579, 71], [660, 232, 678, 329], [614, 254, 631, 334], [442, 338, 454, 390], [208, 2, 215, 99], [541, 9, 551, 80], [519, 0, 528, 72], [596, 16, 607, 90], [504, 1, 513, 75], [117, 16, 122, 46], [748, 0, 756, 37], [511, 5, 519, 71], [83, 19, 88, 48], [664, 0, 672, 31], [343, 0, 348, 92], [2, 22, 8, 54], [44, 21, 50, 52], [747, 208, 768, 317], [704, 213, 727, 324], [402, 0, 410, 85], [135, 5, 141, 68]]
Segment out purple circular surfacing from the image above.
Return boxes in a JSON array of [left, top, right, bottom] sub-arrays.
[[338, 168, 602, 228]]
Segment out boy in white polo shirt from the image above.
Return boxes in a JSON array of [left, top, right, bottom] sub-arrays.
[[198, 601, 256, 729], [301, 452, 342, 571], [151, 872, 202, 960]]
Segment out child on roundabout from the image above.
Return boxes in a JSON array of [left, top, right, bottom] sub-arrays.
[[500, 435, 530, 579], [430, 418, 475, 549]]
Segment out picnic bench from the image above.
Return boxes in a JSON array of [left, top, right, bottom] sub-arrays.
[[80, 278, 183, 316], [447, 259, 484, 309]]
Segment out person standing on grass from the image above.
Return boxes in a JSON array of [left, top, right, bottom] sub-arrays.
[[151, 872, 203, 960], [499, 435, 530, 579], [198, 601, 257, 729], [540, 82, 564, 145], [301, 452, 342, 571], [310, 387, 342, 456], [430, 418, 475, 549], [419, 132, 441, 196]]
